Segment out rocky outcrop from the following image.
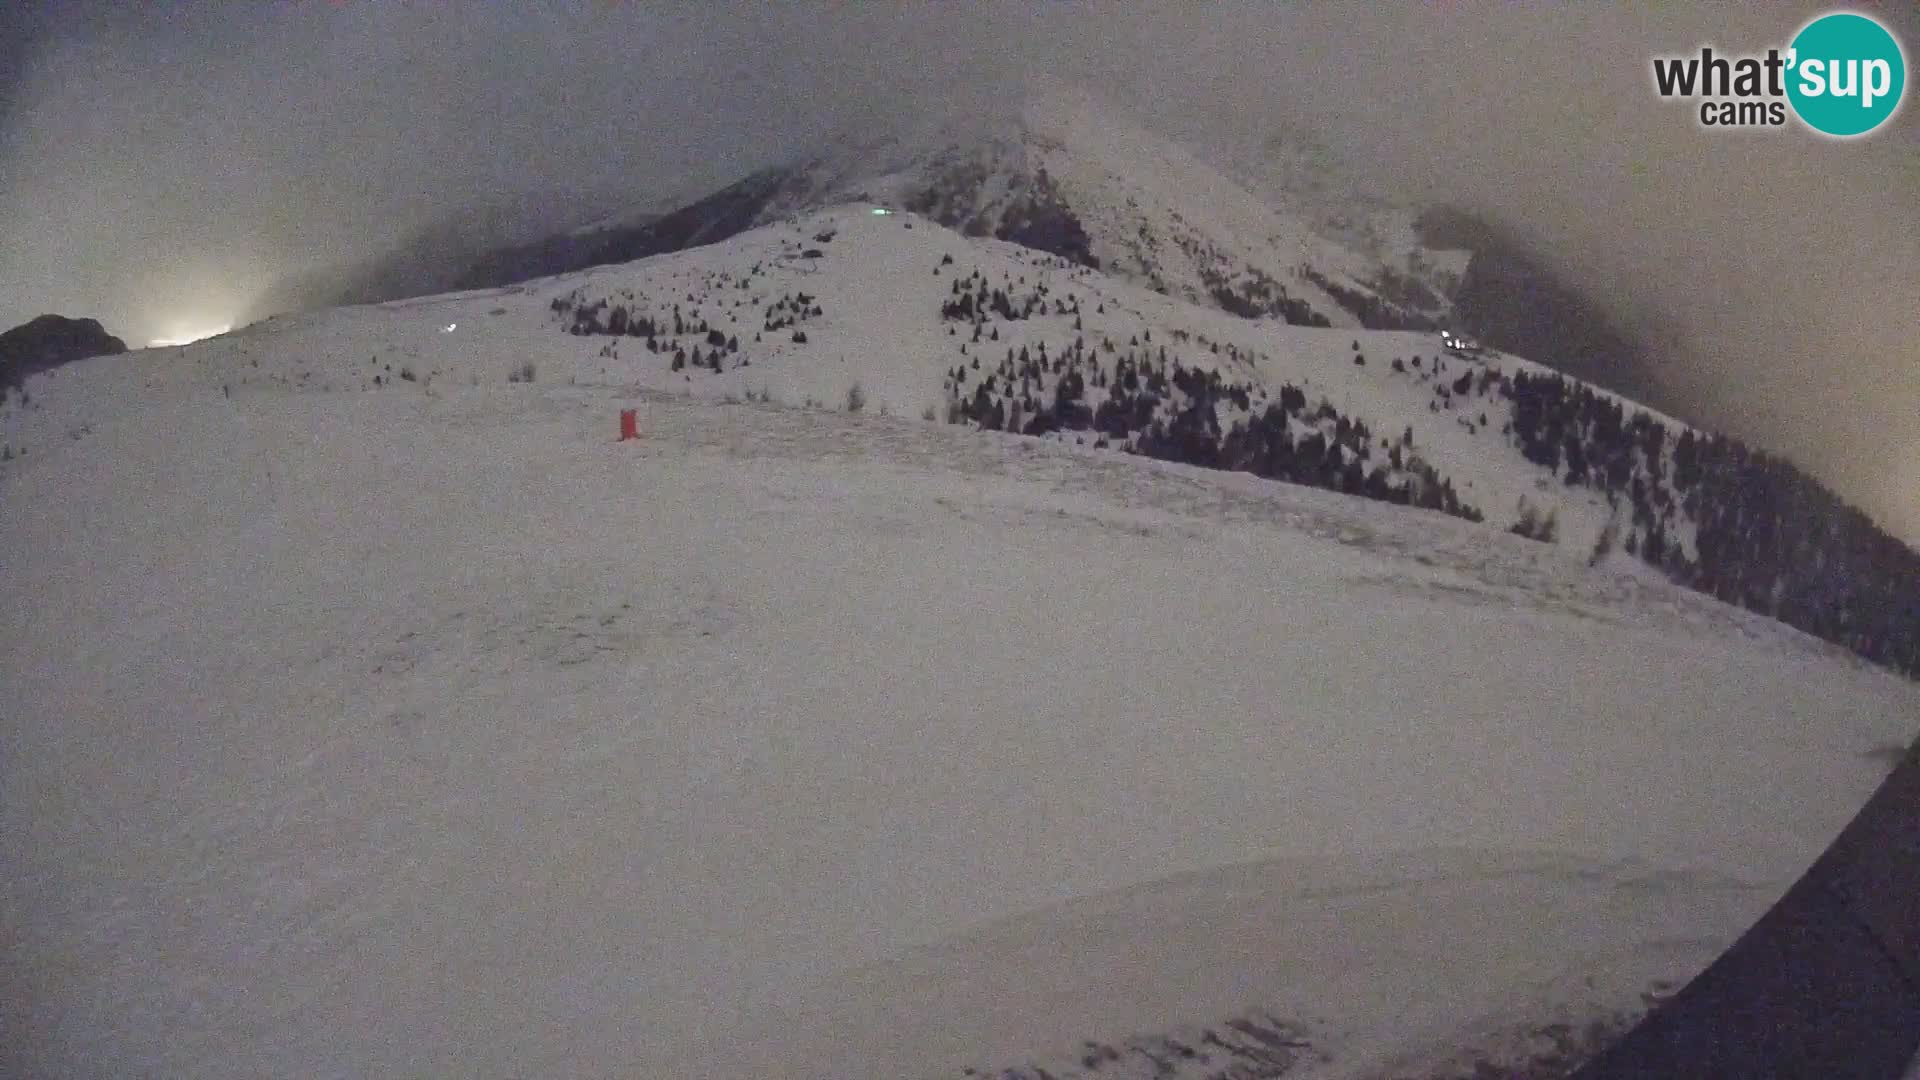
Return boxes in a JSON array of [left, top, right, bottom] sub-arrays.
[[0, 315, 127, 390]]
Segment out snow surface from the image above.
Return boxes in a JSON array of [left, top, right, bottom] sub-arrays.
[[135, 203, 1714, 564], [4, 208, 1918, 1077]]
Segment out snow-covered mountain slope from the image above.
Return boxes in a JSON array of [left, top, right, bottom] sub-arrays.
[[3, 206, 1918, 1077], [508, 209, 1920, 682], [412, 82, 1463, 334], [769, 83, 1458, 327], [715, 850, 1759, 1079], [30, 204, 1920, 678], [118, 208, 1691, 560]]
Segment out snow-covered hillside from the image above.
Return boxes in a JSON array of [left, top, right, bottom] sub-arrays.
[[763, 82, 1461, 329], [381, 81, 1465, 338], [43, 205, 1704, 565], [4, 207, 1917, 1077], [24, 203, 1916, 664]]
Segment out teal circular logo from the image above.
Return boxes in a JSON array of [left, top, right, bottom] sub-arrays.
[[1787, 12, 1906, 137]]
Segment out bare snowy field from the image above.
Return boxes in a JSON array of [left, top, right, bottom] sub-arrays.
[[4, 375, 1916, 1077]]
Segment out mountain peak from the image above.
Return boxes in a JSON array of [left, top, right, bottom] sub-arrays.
[[264, 83, 1465, 341], [754, 83, 1463, 332]]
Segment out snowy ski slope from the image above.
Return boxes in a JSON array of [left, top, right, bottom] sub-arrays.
[[3, 208, 1916, 1078]]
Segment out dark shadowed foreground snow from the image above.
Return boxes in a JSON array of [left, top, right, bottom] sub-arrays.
[[4, 381, 1915, 1077]]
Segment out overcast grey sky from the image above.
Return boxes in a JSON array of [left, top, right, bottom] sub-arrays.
[[1, 1, 1914, 539]]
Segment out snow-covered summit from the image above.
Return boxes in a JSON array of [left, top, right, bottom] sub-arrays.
[[316, 81, 1464, 342], [725, 80, 1465, 331]]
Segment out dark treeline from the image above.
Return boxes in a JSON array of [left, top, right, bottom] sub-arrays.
[[942, 302, 1483, 525], [1299, 267, 1442, 332], [1506, 369, 1920, 678]]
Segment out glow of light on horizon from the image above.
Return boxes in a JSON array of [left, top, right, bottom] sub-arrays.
[[148, 322, 231, 348]]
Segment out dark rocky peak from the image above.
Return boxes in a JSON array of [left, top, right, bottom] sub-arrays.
[[1, 314, 127, 390]]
